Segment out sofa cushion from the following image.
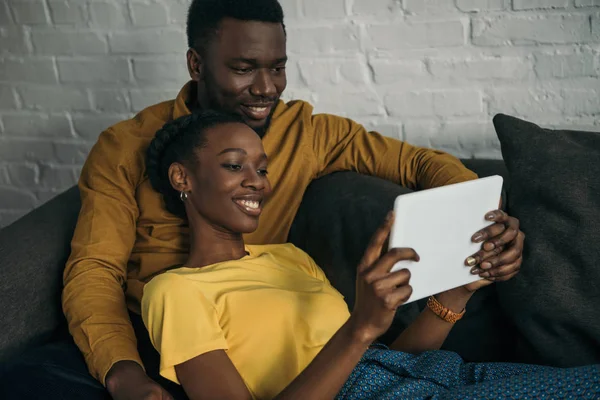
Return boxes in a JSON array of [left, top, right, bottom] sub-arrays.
[[493, 114, 600, 367]]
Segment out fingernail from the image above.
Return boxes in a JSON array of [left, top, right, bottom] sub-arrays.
[[466, 257, 477, 267], [480, 272, 490, 278], [486, 213, 495, 220], [484, 242, 495, 251], [472, 233, 483, 243], [385, 211, 393, 221], [481, 262, 492, 270], [470, 267, 480, 274]]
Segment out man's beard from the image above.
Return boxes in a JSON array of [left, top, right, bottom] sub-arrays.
[[202, 75, 279, 139]]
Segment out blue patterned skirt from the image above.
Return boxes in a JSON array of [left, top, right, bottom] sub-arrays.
[[337, 346, 600, 399]]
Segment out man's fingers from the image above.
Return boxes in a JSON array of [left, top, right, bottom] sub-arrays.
[[471, 223, 505, 244], [358, 211, 395, 272], [479, 258, 522, 279], [465, 245, 504, 267]]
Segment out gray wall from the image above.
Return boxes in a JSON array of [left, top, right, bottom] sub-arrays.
[[1, 0, 599, 227]]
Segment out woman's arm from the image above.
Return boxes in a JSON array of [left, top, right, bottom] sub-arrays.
[[176, 212, 417, 400], [176, 319, 372, 400], [389, 287, 473, 353]]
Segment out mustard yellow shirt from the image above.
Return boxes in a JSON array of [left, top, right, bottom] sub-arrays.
[[141, 244, 351, 399], [62, 81, 478, 383]]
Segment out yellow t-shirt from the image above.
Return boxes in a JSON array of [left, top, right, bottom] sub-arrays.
[[141, 243, 351, 399]]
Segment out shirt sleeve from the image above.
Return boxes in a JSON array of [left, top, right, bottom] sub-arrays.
[[310, 114, 478, 190], [62, 127, 144, 384], [142, 273, 228, 384]]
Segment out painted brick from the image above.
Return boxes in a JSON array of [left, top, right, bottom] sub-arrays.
[[48, 1, 88, 25], [488, 88, 563, 116], [0, 138, 56, 162], [0, 58, 57, 83], [369, 58, 429, 84], [297, 58, 369, 86], [366, 20, 466, 50], [34, 189, 65, 204], [456, 0, 508, 12], [167, 1, 188, 24], [31, 30, 107, 55], [562, 89, 600, 115], [90, 89, 130, 112], [314, 90, 384, 116], [279, 0, 299, 19], [0, 85, 16, 108], [404, 0, 458, 15], [0, 2, 13, 25], [403, 120, 438, 147], [109, 30, 187, 54], [385, 92, 435, 117], [575, 0, 600, 6], [132, 58, 189, 83], [513, 0, 569, 10], [18, 86, 91, 112], [433, 90, 483, 117], [351, 0, 401, 16], [287, 26, 360, 55], [2, 113, 73, 136], [57, 58, 131, 83], [53, 142, 94, 164], [0, 187, 37, 209], [129, 88, 179, 111], [429, 57, 531, 80], [0, 27, 30, 54], [7, 163, 38, 187], [131, 2, 169, 27], [302, 0, 345, 19], [9, 0, 50, 25], [472, 15, 592, 45], [72, 114, 124, 140], [89, 2, 129, 28], [363, 122, 402, 139], [534, 52, 597, 78], [0, 166, 10, 185], [0, 211, 28, 227], [39, 164, 77, 189]]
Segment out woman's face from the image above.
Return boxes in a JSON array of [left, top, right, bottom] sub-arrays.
[[179, 122, 272, 234]]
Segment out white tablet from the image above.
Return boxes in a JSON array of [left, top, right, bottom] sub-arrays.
[[388, 175, 503, 304]]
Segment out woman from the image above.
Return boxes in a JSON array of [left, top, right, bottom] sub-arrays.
[[142, 111, 599, 400]]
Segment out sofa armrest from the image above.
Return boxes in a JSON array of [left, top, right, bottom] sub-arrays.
[[0, 185, 80, 364]]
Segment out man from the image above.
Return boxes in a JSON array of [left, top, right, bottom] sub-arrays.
[[1, 0, 524, 399]]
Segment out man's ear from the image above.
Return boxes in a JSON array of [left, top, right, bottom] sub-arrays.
[[168, 163, 192, 193], [186, 48, 203, 81]]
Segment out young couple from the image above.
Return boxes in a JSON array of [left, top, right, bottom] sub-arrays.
[[140, 110, 598, 399]]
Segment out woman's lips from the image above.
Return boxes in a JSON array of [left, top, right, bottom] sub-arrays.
[[233, 198, 262, 217]]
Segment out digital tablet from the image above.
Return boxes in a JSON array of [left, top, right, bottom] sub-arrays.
[[388, 175, 503, 304]]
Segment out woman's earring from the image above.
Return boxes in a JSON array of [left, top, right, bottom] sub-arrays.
[[180, 191, 188, 202]]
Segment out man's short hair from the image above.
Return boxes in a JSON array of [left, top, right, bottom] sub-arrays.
[[186, 0, 285, 53]]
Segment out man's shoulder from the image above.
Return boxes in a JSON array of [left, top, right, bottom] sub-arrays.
[[97, 99, 176, 146]]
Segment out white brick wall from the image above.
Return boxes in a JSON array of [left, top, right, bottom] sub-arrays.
[[1, 0, 599, 228]]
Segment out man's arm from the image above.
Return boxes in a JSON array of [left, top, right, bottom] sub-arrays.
[[62, 127, 143, 385], [310, 114, 478, 189]]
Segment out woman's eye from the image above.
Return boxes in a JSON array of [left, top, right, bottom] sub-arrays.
[[258, 169, 269, 176], [223, 164, 242, 171]]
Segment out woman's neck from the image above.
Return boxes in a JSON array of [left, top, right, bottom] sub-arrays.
[[185, 218, 247, 268]]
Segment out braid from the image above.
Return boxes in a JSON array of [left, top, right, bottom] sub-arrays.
[[146, 110, 245, 219]]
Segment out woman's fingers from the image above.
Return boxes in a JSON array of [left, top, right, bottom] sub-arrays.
[[366, 247, 420, 277], [358, 211, 395, 273], [371, 268, 412, 292]]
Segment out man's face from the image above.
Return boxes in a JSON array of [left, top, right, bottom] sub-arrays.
[[189, 18, 287, 137]]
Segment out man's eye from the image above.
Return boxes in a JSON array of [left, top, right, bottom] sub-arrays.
[[233, 67, 252, 74], [272, 67, 286, 73], [258, 169, 269, 176], [223, 164, 242, 171]]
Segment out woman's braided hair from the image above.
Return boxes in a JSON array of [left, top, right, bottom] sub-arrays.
[[146, 110, 245, 219]]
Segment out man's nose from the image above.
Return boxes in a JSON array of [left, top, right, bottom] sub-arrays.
[[250, 69, 276, 98]]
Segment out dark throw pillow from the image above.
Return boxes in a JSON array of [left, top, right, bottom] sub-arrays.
[[493, 113, 600, 367]]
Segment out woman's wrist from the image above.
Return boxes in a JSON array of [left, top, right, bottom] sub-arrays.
[[345, 316, 378, 349], [435, 286, 473, 313]]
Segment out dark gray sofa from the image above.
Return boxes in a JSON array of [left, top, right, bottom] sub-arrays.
[[0, 159, 514, 375]]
